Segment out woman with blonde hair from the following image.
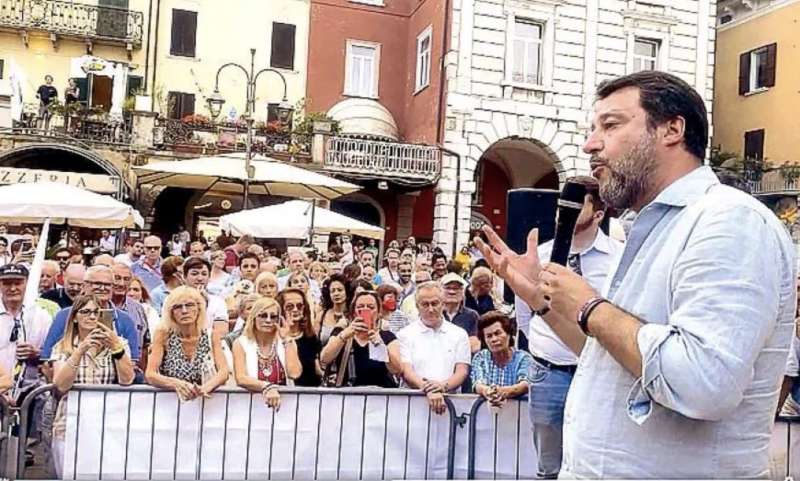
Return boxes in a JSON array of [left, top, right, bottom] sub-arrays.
[[255, 271, 279, 299], [233, 297, 301, 410], [308, 261, 329, 285], [146, 286, 228, 401], [51, 294, 135, 477], [207, 250, 230, 296]]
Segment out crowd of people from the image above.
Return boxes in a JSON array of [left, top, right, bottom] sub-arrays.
[[0, 221, 540, 475]]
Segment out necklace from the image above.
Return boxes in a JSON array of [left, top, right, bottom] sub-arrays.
[[257, 342, 277, 378]]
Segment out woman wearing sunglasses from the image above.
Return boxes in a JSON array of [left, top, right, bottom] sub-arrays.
[[277, 288, 322, 387], [320, 291, 402, 387], [51, 294, 135, 478], [146, 286, 228, 401], [233, 298, 301, 410]]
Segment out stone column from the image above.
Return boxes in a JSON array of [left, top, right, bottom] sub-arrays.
[[396, 193, 418, 240], [433, 144, 474, 256], [130, 111, 158, 149]]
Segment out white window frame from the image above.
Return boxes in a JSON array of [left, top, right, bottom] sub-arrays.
[[625, 29, 670, 74], [503, 10, 555, 91], [632, 37, 660, 72], [415, 25, 433, 93], [748, 46, 769, 92], [344, 39, 381, 99]]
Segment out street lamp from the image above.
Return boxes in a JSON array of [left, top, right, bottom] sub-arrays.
[[208, 48, 293, 209]]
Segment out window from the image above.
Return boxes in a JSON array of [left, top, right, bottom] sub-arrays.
[[167, 91, 195, 120], [415, 26, 432, 92], [633, 38, 659, 72], [267, 103, 293, 130], [170, 9, 197, 57], [0, 59, 4, 79], [270, 23, 296, 70], [97, 0, 129, 39], [126, 75, 143, 97], [511, 19, 543, 85], [720, 14, 733, 24], [744, 129, 765, 161], [345, 41, 380, 98], [739, 43, 777, 95]]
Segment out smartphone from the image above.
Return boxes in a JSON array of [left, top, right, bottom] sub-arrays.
[[99, 309, 114, 329], [359, 309, 375, 330]]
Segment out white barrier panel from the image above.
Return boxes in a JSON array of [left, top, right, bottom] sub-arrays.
[[62, 388, 453, 480]]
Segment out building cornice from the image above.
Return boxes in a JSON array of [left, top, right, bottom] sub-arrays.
[[717, 0, 800, 31]]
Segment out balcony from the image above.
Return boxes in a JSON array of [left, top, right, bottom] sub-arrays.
[[324, 136, 441, 185], [0, 0, 144, 48], [751, 171, 800, 196]]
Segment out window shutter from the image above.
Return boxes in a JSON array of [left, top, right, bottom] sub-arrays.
[[764, 43, 777, 88], [73, 77, 89, 102], [0, 59, 4, 79], [182, 93, 195, 118], [270, 23, 296, 70], [171, 10, 197, 57], [744, 129, 765, 161], [738, 51, 750, 95]]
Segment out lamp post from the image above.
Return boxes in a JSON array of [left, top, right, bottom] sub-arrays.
[[207, 48, 294, 209]]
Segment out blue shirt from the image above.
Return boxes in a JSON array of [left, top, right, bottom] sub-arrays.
[[41, 305, 141, 361], [561, 166, 797, 478], [131, 259, 163, 293], [470, 348, 533, 399]]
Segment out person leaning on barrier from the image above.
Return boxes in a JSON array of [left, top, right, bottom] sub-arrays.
[[50, 294, 135, 478], [320, 290, 402, 387], [471, 311, 534, 407], [277, 288, 322, 387], [146, 286, 229, 401], [233, 297, 301, 411], [398, 281, 471, 415]]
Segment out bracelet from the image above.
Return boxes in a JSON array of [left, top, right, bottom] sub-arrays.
[[262, 382, 278, 394], [577, 297, 609, 337], [67, 357, 80, 369], [111, 348, 125, 360]]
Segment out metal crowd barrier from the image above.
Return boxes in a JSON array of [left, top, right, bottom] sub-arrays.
[[5, 384, 800, 480], [14, 384, 460, 480]]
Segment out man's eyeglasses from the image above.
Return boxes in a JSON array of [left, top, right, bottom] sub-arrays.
[[171, 302, 198, 312], [144, 245, 161, 251], [56, 255, 70, 261], [418, 300, 443, 310], [88, 281, 113, 290], [114, 275, 132, 283], [76, 308, 100, 317]]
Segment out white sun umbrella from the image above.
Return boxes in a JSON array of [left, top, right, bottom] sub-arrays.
[[134, 152, 360, 200], [219, 200, 384, 240]]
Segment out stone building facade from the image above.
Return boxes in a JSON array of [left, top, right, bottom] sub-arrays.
[[434, 0, 717, 253]]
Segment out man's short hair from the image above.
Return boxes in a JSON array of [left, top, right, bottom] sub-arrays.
[[238, 252, 260, 267], [415, 281, 443, 301], [183, 256, 211, 275], [596, 70, 708, 160], [84, 265, 112, 280]]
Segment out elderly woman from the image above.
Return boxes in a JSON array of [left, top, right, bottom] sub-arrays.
[[233, 298, 301, 410], [376, 284, 410, 333], [318, 274, 351, 345], [255, 271, 279, 299], [150, 256, 185, 312], [146, 286, 229, 401], [51, 294, 135, 477], [207, 250, 231, 296], [320, 291, 402, 387], [465, 266, 498, 316], [277, 288, 322, 387], [471, 311, 533, 406]]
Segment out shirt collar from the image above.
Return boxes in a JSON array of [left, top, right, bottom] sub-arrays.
[[648, 165, 720, 208], [418, 318, 453, 333], [574, 229, 614, 256]]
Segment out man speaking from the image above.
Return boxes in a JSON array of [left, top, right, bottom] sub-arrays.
[[477, 70, 796, 478]]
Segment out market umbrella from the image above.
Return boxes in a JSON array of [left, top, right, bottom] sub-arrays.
[[0, 182, 144, 228], [219, 200, 384, 240], [133, 153, 361, 200]]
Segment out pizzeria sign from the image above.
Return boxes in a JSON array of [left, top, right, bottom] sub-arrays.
[[0, 167, 119, 194]]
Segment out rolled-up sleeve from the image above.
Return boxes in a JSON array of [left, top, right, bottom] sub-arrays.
[[630, 205, 790, 422]]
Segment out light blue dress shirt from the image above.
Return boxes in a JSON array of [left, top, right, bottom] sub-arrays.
[[561, 166, 797, 478]]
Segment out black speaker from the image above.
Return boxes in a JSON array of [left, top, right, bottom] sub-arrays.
[[505, 188, 558, 254], [504, 188, 558, 304]]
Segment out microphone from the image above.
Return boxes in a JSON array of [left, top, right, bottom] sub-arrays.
[[550, 181, 587, 266]]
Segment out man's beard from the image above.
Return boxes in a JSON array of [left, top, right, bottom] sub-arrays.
[[594, 129, 658, 210]]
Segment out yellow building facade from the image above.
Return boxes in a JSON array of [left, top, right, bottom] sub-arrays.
[[0, 0, 309, 123], [713, 0, 800, 169]]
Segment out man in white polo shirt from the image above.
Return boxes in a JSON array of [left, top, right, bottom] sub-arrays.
[[398, 281, 471, 414]]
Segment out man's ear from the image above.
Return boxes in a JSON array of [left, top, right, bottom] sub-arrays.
[[662, 116, 687, 149]]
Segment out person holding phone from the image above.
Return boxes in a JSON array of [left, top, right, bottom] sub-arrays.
[[232, 298, 301, 411], [50, 294, 134, 478], [320, 291, 402, 387]]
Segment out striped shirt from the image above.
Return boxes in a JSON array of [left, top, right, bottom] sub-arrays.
[[470, 348, 533, 396]]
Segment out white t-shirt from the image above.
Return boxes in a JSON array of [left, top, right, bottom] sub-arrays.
[[397, 319, 471, 383], [205, 294, 228, 329]]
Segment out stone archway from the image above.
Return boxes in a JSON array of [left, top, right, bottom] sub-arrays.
[[0, 142, 132, 196]]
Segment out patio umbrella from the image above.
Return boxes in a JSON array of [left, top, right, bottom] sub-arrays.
[[133, 153, 361, 200], [0, 182, 144, 228], [219, 200, 384, 240]]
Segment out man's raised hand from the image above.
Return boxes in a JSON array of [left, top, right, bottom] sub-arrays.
[[473, 226, 546, 310]]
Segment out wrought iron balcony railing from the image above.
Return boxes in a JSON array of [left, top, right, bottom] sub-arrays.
[[324, 136, 441, 185], [0, 0, 144, 46], [751, 175, 800, 195]]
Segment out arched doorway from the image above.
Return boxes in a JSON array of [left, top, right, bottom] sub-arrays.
[[473, 137, 560, 237], [0, 143, 131, 196]]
